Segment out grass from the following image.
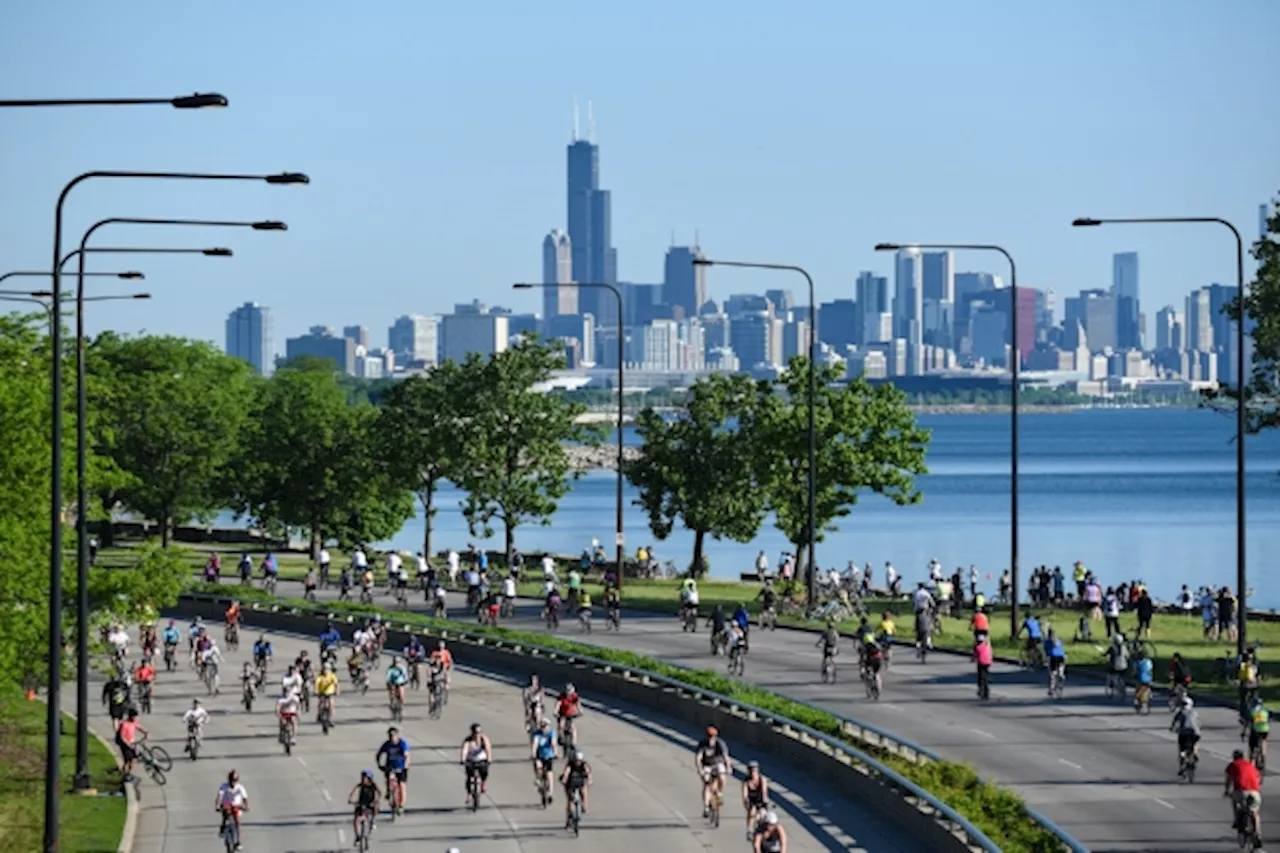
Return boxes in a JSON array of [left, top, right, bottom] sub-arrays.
[[184, 582, 1063, 851], [0, 682, 127, 853]]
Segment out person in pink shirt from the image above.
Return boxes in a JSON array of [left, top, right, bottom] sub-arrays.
[[974, 638, 994, 701]]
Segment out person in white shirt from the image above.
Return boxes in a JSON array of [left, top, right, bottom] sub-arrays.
[[885, 562, 898, 589], [969, 565, 979, 596], [415, 552, 429, 577], [826, 567, 841, 589], [386, 551, 402, 581], [433, 583, 448, 614], [107, 625, 130, 657], [755, 551, 768, 575], [912, 583, 935, 614], [929, 559, 943, 583], [201, 642, 223, 693], [352, 547, 368, 571], [183, 698, 210, 749], [447, 549, 460, 586], [352, 626, 372, 653], [281, 665, 304, 698], [215, 770, 249, 845], [541, 554, 557, 582], [277, 689, 301, 742], [502, 575, 517, 605]]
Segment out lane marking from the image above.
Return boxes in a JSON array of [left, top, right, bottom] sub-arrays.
[[624, 770, 642, 784], [337, 828, 346, 844], [1057, 758, 1083, 770], [322, 789, 332, 802], [879, 703, 903, 711], [672, 809, 688, 825], [296, 756, 307, 767], [1152, 797, 1176, 810], [969, 728, 996, 740]]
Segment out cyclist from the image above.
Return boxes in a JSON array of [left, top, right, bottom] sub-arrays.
[[192, 626, 211, 670], [577, 589, 593, 623], [680, 577, 700, 627], [276, 687, 300, 745], [318, 621, 342, 662], [315, 664, 340, 722], [694, 726, 730, 818], [240, 661, 257, 704], [103, 669, 132, 730], [524, 674, 545, 731], [913, 604, 933, 656], [347, 769, 380, 841], [816, 621, 839, 675], [1019, 613, 1044, 665], [742, 760, 770, 841], [224, 600, 241, 632], [377, 726, 412, 813], [755, 583, 778, 625], [214, 769, 249, 851], [281, 664, 304, 699], [557, 683, 582, 748], [1134, 648, 1154, 708], [732, 602, 751, 636], [530, 718, 558, 799], [1171, 695, 1201, 776], [404, 635, 426, 686], [386, 656, 409, 711], [187, 616, 204, 658], [429, 640, 454, 696], [1169, 651, 1193, 693], [252, 634, 273, 671], [560, 749, 592, 827], [1225, 748, 1263, 840], [604, 584, 621, 625], [161, 619, 181, 660], [1045, 630, 1067, 695], [754, 811, 787, 853], [115, 708, 145, 781], [1248, 695, 1270, 765], [133, 657, 156, 708], [459, 723, 493, 801], [183, 698, 209, 753], [708, 604, 728, 650], [877, 610, 896, 664], [862, 629, 886, 695], [1238, 649, 1261, 726]]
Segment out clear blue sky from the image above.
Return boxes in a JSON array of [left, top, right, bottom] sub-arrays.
[[2, 0, 1277, 347]]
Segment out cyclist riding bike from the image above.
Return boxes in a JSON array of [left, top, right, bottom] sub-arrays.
[[377, 726, 412, 812], [680, 578, 700, 626], [560, 750, 592, 827], [276, 688, 300, 744], [459, 723, 493, 800], [183, 698, 210, 750], [1045, 631, 1067, 693], [530, 718, 558, 798], [1169, 652, 1193, 693], [816, 623, 839, 672], [1248, 695, 1270, 764], [162, 620, 181, 655], [214, 770, 249, 851], [694, 726, 730, 818], [1171, 695, 1202, 775], [732, 602, 751, 636], [347, 770, 381, 840], [224, 600, 241, 629], [1104, 634, 1130, 697], [861, 631, 885, 694], [877, 611, 896, 661], [755, 584, 778, 625], [557, 684, 582, 747], [429, 640, 454, 694], [742, 760, 770, 841], [1134, 649, 1154, 706], [252, 635, 273, 671], [385, 656, 408, 709], [708, 605, 729, 651], [315, 665, 340, 721], [604, 586, 621, 623], [281, 665, 304, 700], [523, 674, 545, 731], [1225, 748, 1263, 841], [754, 811, 787, 853], [1019, 614, 1044, 664], [133, 657, 156, 706], [318, 622, 342, 661]]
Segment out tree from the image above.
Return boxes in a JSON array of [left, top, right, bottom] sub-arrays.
[[753, 357, 930, 573], [1210, 196, 1280, 434], [376, 363, 464, 557], [227, 361, 413, 555], [452, 337, 600, 558], [624, 373, 768, 576], [91, 335, 253, 547]]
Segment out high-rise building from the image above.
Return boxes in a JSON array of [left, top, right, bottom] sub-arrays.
[[818, 299, 858, 352], [286, 326, 355, 374], [387, 314, 438, 366], [1064, 290, 1117, 352], [541, 229, 576, 318], [546, 313, 595, 367], [1111, 252, 1141, 349], [1154, 305, 1183, 351], [566, 106, 618, 327], [224, 301, 273, 375], [440, 307, 509, 364], [921, 251, 955, 302], [729, 311, 772, 369], [662, 245, 706, 319], [342, 325, 369, 349], [893, 249, 923, 374], [1185, 287, 1213, 353], [854, 271, 889, 346]]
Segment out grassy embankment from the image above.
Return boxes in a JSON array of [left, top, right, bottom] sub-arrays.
[[0, 683, 127, 853], [102, 541, 1279, 701], [181, 580, 1064, 852]]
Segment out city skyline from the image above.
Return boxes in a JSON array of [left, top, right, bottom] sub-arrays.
[[2, 2, 1277, 347]]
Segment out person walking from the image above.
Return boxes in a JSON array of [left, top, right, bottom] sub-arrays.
[[974, 636, 994, 701]]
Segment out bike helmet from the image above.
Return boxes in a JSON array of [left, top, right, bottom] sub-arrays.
[[470, 723, 482, 734], [1182, 696, 1194, 709], [765, 811, 779, 825], [747, 760, 760, 770], [539, 718, 551, 729], [1235, 749, 1246, 760], [574, 750, 585, 760], [565, 683, 576, 693]]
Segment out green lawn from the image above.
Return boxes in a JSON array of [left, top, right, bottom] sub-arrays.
[[0, 683, 126, 853]]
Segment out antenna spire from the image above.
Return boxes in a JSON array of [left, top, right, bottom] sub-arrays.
[[572, 98, 579, 142], [695, 228, 700, 248], [587, 100, 595, 143]]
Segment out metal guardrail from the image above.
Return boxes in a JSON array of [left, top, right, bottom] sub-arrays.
[[180, 592, 1087, 852]]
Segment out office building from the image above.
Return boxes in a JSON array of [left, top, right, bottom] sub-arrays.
[[893, 248, 924, 374], [343, 325, 369, 349], [855, 271, 889, 346], [1154, 306, 1183, 351], [1064, 290, 1117, 352], [546, 313, 595, 367], [541, 229, 576, 317], [224, 301, 274, 375], [662, 245, 706, 319], [729, 311, 772, 369], [566, 106, 618, 327], [921, 251, 955, 344], [286, 326, 356, 375], [387, 314, 438, 366], [440, 308, 509, 364], [1111, 252, 1141, 349], [818, 299, 858, 352], [1185, 288, 1213, 352], [765, 289, 795, 315]]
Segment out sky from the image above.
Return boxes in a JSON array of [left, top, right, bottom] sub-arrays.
[[2, 1, 1277, 349]]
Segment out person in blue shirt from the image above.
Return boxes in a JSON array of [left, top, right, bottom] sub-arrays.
[[1134, 650, 1155, 709], [732, 603, 751, 636], [530, 718, 558, 797], [162, 620, 181, 647], [253, 635, 273, 670], [319, 622, 342, 658], [1019, 614, 1043, 661], [376, 727, 412, 813]]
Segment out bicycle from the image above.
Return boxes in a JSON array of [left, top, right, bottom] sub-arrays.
[[544, 606, 560, 631], [264, 574, 278, 595], [1049, 665, 1066, 700], [1104, 671, 1127, 701], [501, 596, 516, 619], [1133, 682, 1151, 714], [728, 644, 746, 677], [465, 763, 482, 812], [408, 661, 422, 691], [568, 785, 583, 835], [760, 607, 777, 631], [821, 652, 836, 684], [163, 643, 177, 672], [1251, 741, 1267, 774], [865, 669, 881, 701], [389, 689, 403, 723], [317, 695, 333, 735], [606, 606, 621, 631], [1234, 798, 1263, 851], [185, 723, 201, 761], [202, 661, 220, 696], [1178, 749, 1198, 783], [384, 770, 404, 819], [218, 807, 244, 853], [394, 585, 408, 609], [137, 682, 153, 715], [578, 608, 592, 634], [279, 717, 293, 756], [428, 680, 444, 719], [359, 586, 374, 605], [1019, 642, 1046, 671], [534, 759, 552, 809], [705, 784, 722, 828], [352, 804, 375, 852], [224, 623, 239, 651], [130, 735, 171, 789]]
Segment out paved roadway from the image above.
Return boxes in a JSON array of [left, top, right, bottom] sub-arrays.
[[252, 577, 1271, 853], [82, 619, 914, 852]]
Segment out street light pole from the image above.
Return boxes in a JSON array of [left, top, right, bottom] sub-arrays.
[[45, 170, 305, 851], [1072, 216, 1248, 657], [513, 282, 627, 586], [693, 258, 819, 607], [875, 242, 1020, 638], [71, 220, 283, 790], [0, 270, 143, 286], [0, 93, 228, 109]]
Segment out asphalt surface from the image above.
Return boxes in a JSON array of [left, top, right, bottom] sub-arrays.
[[81, 619, 913, 852], [250, 576, 1274, 853]]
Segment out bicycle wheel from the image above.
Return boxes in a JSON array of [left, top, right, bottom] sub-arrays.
[[147, 744, 173, 772], [145, 761, 167, 786]]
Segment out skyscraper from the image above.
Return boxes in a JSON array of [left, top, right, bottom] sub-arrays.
[[921, 251, 955, 302], [566, 104, 618, 327], [343, 325, 369, 349], [541, 229, 575, 318], [224, 302, 274, 375], [893, 249, 923, 374], [662, 245, 706, 318], [387, 314, 438, 366], [854, 271, 889, 345], [1184, 288, 1213, 353], [1111, 252, 1141, 349]]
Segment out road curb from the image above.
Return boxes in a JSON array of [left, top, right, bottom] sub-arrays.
[[87, 720, 138, 853]]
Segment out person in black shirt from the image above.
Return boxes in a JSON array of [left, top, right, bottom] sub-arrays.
[[102, 672, 132, 729], [559, 750, 592, 825], [347, 769, 381, 838], [694, 726, 730, 817]]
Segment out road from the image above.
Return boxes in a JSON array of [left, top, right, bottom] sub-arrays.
[[249, 576, 1271, 853], [80, 619, 914, 852]]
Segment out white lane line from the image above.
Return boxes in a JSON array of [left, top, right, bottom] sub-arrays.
[[969, 728, 997, 740], [322, 789, 332, 802], [879, 703, 903, 711], [672, 809, 688, 825], [624, 770, 642, 784], [337, 828, 346, 844], [1058, 758, 1083, 770], [296, 756, 307, 767], [1152, 797, 1177, 810]]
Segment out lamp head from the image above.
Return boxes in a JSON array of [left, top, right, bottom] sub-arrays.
[[691, 258, 713, 267], [131, 293, 152, 300], [512, 283, 535, 290], [873, 243, 900, 252], [251, 220, 288, 231], [31, 290, 54, 298], [117, 271, 145, 280], [203, 248, 234, 257], [1071, 218, 1102, 227], [265, 172, 310, 185], [171, 93, 229, 109]]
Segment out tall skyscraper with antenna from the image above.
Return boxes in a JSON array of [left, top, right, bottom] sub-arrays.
[[566, 101, 618, 327]]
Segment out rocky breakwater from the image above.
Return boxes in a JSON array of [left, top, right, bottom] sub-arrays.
[[563, 443, 642, 471]]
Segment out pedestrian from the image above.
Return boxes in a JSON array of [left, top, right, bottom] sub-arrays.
[[974, 636, 994, 700], [1136, 588, 1154, 639], [1102, 587, 1122, 637]]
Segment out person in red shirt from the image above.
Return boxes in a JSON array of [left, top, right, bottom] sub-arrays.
[[1224, 749, 1263, 838], [115, 709, 147, 781], [557, 683, 582, 747], [133, 658, 156, 711], [969, 609, 990, 642]]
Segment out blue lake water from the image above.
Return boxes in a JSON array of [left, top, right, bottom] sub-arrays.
[[229, 408, 1280, 606]]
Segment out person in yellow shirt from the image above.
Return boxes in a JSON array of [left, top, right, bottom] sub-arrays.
[[878, 611, 896, 639], [315, 664, 340, 721]]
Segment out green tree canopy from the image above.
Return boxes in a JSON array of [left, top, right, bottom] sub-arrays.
[[452, 337, 600, 557], [1217, 195, 1280, 434], [376, 363, 465, 556], [89, 334, 252, 546], [624, 372, 768, 576], [753, 357, 931, 572]]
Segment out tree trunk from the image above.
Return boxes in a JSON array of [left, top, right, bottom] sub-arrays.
[[310, 526, 321, 560], [420, 487, 435, 559], [161, 510, 172, 549], [503, 516, 515, 569], [691, 529, 706, 578]]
